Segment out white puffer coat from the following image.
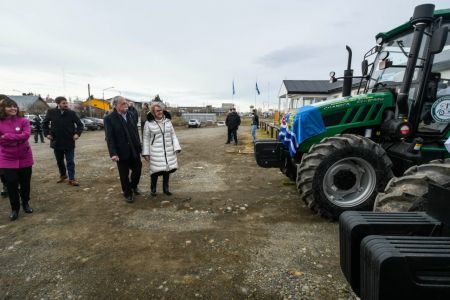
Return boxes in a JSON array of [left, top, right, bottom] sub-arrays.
[[142, 117, 181, 174]]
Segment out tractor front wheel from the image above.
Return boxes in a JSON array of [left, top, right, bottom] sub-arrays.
[[296, 134, 393, 220]]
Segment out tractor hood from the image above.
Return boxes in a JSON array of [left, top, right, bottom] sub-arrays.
[[283, 92, 394, 155]]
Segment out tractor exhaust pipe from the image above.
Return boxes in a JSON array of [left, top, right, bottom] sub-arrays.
[[342, 46, 353, 97], [396, 4, 435, 118]]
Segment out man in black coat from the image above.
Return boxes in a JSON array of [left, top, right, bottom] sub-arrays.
[[225, 108, 241, 145], [127, 101, 139, 125], [104, 96, 142, 203], [43, 96, 84, 186], [33, 115, 45, 143]]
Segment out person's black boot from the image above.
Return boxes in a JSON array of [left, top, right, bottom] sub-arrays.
[[23, 203, 33, 214], [9, 210, 19, 221], [150, 175, 158, 197], [163, 173, 172, 196]]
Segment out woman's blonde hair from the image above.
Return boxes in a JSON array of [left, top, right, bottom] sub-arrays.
[[150, 101, 165, 114]]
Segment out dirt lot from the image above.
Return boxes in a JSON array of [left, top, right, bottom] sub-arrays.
[[0, 125, 357, 300]]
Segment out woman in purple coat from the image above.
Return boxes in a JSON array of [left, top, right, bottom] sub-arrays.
[[0, 95, 34, 221]]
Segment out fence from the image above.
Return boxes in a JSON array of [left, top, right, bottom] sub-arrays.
[[259, 121, 280, 139]]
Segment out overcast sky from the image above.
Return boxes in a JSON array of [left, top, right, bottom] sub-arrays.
[[0, 0, 447, 111]]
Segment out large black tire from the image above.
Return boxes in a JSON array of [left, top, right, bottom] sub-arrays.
[[296, 134, 393, 220], [280, 155, 297, 182], [374, 158, 450, 212]]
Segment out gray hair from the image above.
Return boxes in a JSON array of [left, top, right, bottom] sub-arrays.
[[111, 96, 126, 108], [150, 100, 165, 112]]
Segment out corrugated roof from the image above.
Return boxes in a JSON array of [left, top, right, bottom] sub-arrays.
[[8, 95, 48, 110], [283, 79, 364, 94], [283, 80, 341, 93]]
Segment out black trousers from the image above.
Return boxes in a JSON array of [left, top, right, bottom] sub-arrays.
[[34, 130, 44, 143], [117, 158, 142, 196], [227, 128, 238, 144], [2, 167, 32, 211]]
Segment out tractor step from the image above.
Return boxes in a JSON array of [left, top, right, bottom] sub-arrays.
[[339, 211, 442, 296], [361, 235, 450, 300]]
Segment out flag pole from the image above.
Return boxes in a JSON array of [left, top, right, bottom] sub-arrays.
[[232, 79, 234, 103], [254, 78, 257, 109]]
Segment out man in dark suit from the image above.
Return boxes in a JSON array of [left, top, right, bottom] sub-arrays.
[[43, 96, 84, 186], [104, 96, 142, 203], [225, 107, 241, 145]]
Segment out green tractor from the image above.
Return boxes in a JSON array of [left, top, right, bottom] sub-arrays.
[[255, 4, 450, 220]]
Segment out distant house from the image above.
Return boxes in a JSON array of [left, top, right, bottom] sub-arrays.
[[278, 79, 365, 111], [8, 95, 49, 114]]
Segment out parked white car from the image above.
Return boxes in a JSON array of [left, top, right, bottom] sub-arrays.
[[216, 121, 226, 126], [188, 119, 201, 128]]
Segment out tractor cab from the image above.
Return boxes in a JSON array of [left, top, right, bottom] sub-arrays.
[[365, 9, 450, 141]]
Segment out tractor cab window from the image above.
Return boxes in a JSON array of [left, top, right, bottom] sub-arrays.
[[418, 25, 450, 134], [369, 30, 428, 95]]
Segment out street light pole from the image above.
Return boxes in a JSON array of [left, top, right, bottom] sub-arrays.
[[102, 86, 114, 100]]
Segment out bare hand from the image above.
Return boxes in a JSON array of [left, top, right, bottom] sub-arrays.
[[46, 135, 53, 140], [73, 134, 79, 140], [111, 155, 119, 162], [176, 150, 181, 154], [143, 155, 150, 162]]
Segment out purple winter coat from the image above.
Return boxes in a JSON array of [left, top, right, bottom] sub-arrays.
[[0, 116, 34, 169]]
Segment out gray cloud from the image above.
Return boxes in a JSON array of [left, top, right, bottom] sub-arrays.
[[256, 45, 324, 68]]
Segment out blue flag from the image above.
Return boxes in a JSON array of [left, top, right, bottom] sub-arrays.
[[232, 81, 236, 95], [256, 82, 260, 95]]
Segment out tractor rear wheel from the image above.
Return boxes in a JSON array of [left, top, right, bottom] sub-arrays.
[[296, 134, 393, 220], [374, 158, 450, 212]]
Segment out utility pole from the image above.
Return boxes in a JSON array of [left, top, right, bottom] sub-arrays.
[[88, 84, 92, 117]]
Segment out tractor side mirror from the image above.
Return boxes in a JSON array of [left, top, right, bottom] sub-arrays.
[[378, 51, 392, 70], [430, 26, 449, 54], [361, 60, 369, 76], [329, 71, 337, 83]]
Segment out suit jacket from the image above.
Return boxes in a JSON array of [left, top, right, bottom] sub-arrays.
[[226, 112, 241, 130], [42, 108, 84, 150], [104, 110, 142, 160]]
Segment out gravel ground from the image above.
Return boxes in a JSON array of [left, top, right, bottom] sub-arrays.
[[0, 125, 357, 299]]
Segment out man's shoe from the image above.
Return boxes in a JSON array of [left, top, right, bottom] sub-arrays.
[[132, 188, 141, 195], [68, 180, 80, 186], [0, 189, 8, 198], [57, 175, 68, 183], [23, 204, 33, 214], [163, 190, 172, 196], [150, 191, 157, 197], [9, 210, 19, 221], [225, 142, 230, 144], [124, 193, 134, 203]]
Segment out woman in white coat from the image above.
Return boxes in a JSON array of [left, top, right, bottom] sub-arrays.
[[142, 101, 181, 196]]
